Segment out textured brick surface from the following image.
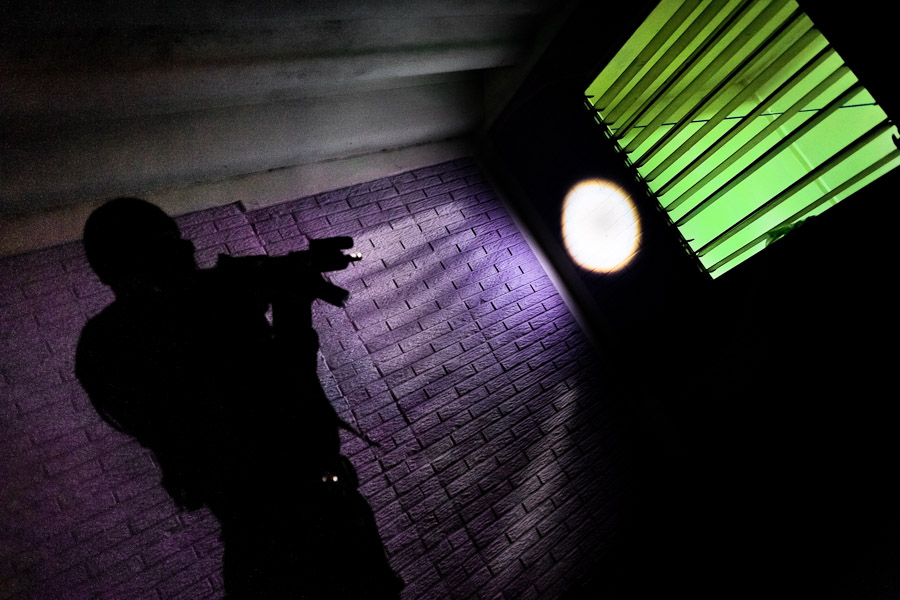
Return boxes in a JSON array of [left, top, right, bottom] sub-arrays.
[[0, 158, 621, 599]]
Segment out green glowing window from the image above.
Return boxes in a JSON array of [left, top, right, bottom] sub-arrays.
[[585, 0, 900, 278]]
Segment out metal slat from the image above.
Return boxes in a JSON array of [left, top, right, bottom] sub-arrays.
[[637, 9, 811, 169], [644, 26, 821, 181], [697, 119, 894, 256], [606, 0, 723, 128], [707, 147, 900, 273], [655, 45, 836, 197], [625, 0, 793, 154], [672, 73, 859, 220], [595, 0, 702, 111], [606, 0, 744, 132], [614, 1, 753, 139]]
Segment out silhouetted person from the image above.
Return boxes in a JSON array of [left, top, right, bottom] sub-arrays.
[[75, 198, 403, 599]]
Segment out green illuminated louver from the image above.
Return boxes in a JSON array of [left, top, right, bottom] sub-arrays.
[[586, 0, 900, 277]]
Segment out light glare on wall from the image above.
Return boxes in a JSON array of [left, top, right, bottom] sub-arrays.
[[561, 179, 641, 273]]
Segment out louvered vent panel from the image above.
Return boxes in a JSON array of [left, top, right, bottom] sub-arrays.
[[586, 0, 900, 277]]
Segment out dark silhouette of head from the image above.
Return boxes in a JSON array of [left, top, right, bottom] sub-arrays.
[[83, 197, 196, 292]]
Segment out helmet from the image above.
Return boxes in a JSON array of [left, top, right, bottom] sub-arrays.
[[83, 197, 193, 286]]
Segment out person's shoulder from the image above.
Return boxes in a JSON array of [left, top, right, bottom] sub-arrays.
[[76, 299, 142, 365], [79, 300, 125, 339], [75, 301, 120, 384]]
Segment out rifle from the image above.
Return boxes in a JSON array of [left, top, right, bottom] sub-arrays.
[[216, 236, 362, 307], [215, 236, 376, 446]]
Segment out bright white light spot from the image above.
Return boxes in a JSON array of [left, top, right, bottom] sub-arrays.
[[562, 179, 641, 273]]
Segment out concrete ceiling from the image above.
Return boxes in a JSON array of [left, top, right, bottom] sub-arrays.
[[0, 0, 572, 256]]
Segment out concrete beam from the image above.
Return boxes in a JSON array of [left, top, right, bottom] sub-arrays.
[[2, 46, 518, 120], [2, 79, 482, 216], [4, 0, 554, 28], [1, 15, 537, 65], [0, 138, 474, 257]]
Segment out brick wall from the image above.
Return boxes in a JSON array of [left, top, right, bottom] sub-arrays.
[[0, 158, 622, 600]]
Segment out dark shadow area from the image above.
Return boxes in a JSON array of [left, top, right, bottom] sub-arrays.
[[74, 197, 404, 599], [484, 1, 900, 597]]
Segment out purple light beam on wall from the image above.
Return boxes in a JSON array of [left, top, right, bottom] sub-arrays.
[[0, 158, 622, 600]]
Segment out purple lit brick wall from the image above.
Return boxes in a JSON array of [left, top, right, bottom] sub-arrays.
[[1, 158, 622, 599]]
